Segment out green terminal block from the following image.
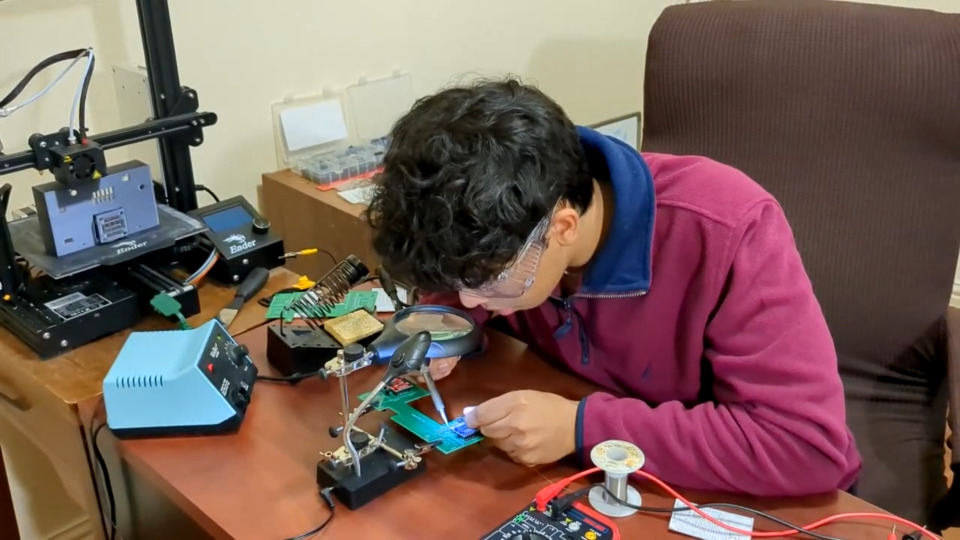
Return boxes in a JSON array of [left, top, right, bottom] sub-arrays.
[[358, 377, 483, 454], [150, 293, 189, 329]]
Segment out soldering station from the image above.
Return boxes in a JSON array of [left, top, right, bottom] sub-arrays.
[[0, 3, 948, 540]]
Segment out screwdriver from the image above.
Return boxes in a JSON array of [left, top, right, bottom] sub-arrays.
[[217, 267, 269, 330]]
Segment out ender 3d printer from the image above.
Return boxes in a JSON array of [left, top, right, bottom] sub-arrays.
[[0, 1, 281, 359]]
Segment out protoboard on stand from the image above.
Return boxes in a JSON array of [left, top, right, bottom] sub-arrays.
[[359, 377, 483, 454]]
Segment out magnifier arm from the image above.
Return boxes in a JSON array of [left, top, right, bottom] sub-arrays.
[[327, 351, 375, 377], [344, 380, 387, 477], [381, 331, 433, 383]]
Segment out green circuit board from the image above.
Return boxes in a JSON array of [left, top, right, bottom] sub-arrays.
[[358, 377, 483, 454], [265, 290, 378, 321]]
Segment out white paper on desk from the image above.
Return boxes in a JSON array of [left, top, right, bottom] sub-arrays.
[[279, 99, 348, 152], [668, 499, 754, 540], [337, 184, 376, 205], [373, 287, 408, 312]]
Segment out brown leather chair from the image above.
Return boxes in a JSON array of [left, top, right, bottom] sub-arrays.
[[640, 0, 960, 529]]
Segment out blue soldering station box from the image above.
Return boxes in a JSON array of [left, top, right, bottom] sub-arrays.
[[103, 319, 258, 438]]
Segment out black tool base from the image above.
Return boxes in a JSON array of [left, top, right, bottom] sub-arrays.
[[316, 427, 425, 510]]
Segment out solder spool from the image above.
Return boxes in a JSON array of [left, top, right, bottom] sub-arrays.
[[587, 440, 644, 518]]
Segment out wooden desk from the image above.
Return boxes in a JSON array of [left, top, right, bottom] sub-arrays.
[[117, 325, 898, 540], [0, 267, 299, 539]]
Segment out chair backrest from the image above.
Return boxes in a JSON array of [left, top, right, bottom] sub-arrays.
[[641, 0, 960, 523], [641, 0, 960, 377]]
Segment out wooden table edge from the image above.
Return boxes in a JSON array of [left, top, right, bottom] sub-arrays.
[[120, 446, 234, 540]]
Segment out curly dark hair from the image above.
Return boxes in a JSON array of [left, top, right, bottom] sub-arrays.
[[363, 78, 593, 292]]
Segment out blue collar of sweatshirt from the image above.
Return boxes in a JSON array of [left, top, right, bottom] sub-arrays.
[[575, 126, 655, 295]]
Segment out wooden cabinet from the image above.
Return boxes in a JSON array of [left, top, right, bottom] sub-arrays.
[[0, 269, 298, 539], [261, 170, 381, 279]]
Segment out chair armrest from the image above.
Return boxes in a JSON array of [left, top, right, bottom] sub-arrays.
[[948, 308, 959, 468]]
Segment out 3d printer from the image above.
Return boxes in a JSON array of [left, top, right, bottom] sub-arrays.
[[0, 1, 281, 359]]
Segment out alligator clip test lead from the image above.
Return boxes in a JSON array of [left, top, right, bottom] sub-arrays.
[[280, 248, 319, 260], [534, 467, 601, 512]]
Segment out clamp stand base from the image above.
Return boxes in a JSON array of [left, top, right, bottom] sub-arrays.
[[316, 425, 425, 510]]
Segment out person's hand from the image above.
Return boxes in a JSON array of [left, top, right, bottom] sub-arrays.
[[464, 390, 579, 467], [424, 356, 460, 381]]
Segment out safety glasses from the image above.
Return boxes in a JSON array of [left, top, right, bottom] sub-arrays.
[[459, 205, 556, 299]]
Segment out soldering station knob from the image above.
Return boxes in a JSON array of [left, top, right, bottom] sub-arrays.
[[251, 217, 270, 235], [343, 343, 365, 362], [349, 430, 369, 451], [587, 440, 645, 518], [227, 344, 249, 367]]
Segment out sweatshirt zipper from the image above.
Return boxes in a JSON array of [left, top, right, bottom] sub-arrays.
[[550, 289, 647, 366], [572, 290, 648, 300]]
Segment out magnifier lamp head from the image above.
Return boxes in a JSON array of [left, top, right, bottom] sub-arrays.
[[367, 305, 482, 364]]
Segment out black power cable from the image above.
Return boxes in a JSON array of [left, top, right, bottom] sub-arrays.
[[0, 49, 88, 108], [91, 421, 118, 540], [283, 487, 336, 540], [77, 51, 94, 139], [256, 370, 325, 384], [1, 48, 94, 140], [195, 184, 220, 203]]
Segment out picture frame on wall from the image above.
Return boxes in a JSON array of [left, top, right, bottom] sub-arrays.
[[589, 111, 642, 150]]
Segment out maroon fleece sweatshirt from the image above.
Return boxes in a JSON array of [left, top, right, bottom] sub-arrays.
[[421, 127, 862, 496]]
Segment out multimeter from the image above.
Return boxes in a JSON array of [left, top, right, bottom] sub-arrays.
[[480, 501, 619, 540], [189, 195, 285, 283]]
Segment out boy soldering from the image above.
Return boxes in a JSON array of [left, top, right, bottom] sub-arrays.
[[363, 78, 862, 497]]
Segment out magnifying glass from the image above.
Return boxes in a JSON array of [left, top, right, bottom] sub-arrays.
[[367, 304, 481, 364]]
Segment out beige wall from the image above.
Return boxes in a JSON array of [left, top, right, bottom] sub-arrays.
[[0, 0, 675, 212], [955, 260, 960, 308], [1, 0, 959, 537], [0, 0, 676, 537]]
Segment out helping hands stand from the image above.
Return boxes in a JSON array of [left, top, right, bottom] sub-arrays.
[[316, 332, 439, 510]]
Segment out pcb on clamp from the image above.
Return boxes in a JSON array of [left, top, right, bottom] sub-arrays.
[[358, 380, 483, 454]]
